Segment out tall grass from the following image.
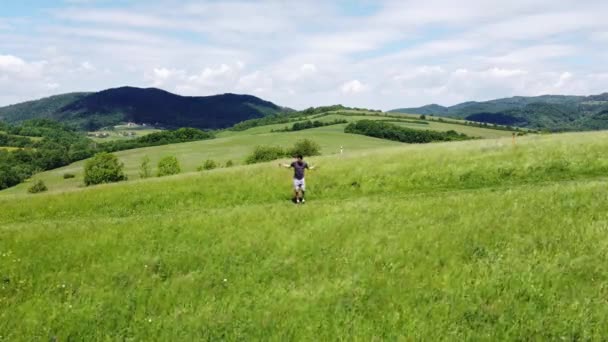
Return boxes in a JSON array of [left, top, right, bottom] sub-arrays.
[[2, 131, 608, 339]]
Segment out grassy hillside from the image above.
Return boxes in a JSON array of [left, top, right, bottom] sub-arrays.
[[219, 111, 519, 139], [390, 93, 608, 131], [0, 110, 521, 195], [0, 128, 400, 195], [2, 131, 608, 339], [0, 87, 286, 130]]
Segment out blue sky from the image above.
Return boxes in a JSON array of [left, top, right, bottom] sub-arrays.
[[1, 0, 607, 109]]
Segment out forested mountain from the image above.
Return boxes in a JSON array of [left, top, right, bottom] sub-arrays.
[[0, 87, 287, 130], [390, 93, 608, 131]]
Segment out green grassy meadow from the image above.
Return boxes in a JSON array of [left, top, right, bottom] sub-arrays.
[[1, 111, 521, 195], [1, 128, 400, 195], [2, 130, 608, 339]]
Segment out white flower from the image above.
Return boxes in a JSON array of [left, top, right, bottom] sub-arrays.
[[223, 278, 227, 282]]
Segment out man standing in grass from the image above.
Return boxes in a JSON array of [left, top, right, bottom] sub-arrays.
[[280, 154, 314, 204]]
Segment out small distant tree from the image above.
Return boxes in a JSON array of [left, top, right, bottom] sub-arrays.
[[28, 180, 47, 194], [420, 114, 426, 120], [245, 145, 287, 164], [225, 160, 234, 168], [157, 156, 181, 177], [84, 152, 127, 186], [202, 159, 217, 170], [139, 156, 152, 179], [289, 139, 321, 157]]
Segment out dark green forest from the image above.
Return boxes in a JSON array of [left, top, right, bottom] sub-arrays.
[[345, 120, 474, 143]]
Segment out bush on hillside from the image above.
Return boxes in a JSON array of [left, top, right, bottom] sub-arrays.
[[139, 156, 152, 179], [245, 139, 321, 164], [157, 156, 181, 177], [288, 139, 321, 157], [84, 152, 127, 186], [225, 160, 234, 168], [202, 159, 217, 170], [245, 145, 287, 164], [63, 173, 75, 179], [27, 180, 47, 194]]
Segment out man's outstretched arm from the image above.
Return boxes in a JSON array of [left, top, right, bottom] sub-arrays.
[[279, 163, 291, 168]]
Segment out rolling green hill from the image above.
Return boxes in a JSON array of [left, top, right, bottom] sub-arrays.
[[390, 93, 608, 131], [0, 110, 521, 195], [0, 87, 287, 130], [2, 130, 608, 339]]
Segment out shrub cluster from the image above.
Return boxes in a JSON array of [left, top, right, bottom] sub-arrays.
[[157, 156, 181, 177], [83, 152, 127, 186], [27, 180, 47, 194], [139, 156, 152, 179], [245, 139, 321, 164], [202, 159, 217, 170], [63, 173, 76, 179], [345, 120, 474, 143]]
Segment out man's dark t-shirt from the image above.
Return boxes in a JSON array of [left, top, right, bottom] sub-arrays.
[[290, 161, 308, 180]]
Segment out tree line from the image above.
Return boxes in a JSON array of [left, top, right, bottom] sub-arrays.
[[344, 120, 475, 144], [271, 119, 348, 132]]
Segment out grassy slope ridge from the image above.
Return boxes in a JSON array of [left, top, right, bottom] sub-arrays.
[[0, 87, 285, 130], [2, 132, 608, 339], [0, 127, 400, 195], [390, 93, 608, 131], [1, 110, 517, 195]]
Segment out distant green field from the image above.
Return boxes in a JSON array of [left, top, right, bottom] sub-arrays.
[[2, 131, 608, 339], [0, 146, 20, 151]]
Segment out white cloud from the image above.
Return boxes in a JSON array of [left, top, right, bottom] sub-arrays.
[[80, 61, 95, 71], [300, 64, 317, 73], [0, 0, 607, 108], [0, 54, 47, 78], [236, 71, 273, 94], [340, 80, 368, 95]]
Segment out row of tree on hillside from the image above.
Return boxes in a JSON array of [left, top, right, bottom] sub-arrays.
[[271, 119, 348, 132], [344, 120, 475, 143]]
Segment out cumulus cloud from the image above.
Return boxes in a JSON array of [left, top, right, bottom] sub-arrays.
[[0, 55, 47, 78], [340, 80, 368, 95], [0, 0, 607, 108]]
